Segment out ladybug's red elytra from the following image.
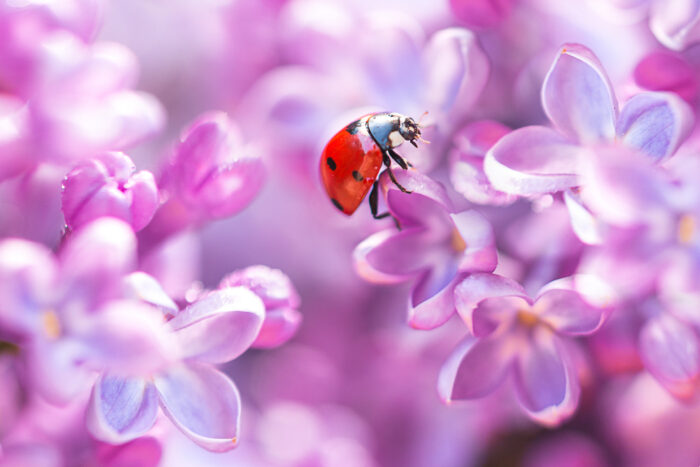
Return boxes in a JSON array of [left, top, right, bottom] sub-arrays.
[[320, 112, 424, 219]]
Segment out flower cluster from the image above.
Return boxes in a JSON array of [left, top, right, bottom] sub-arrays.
[[3, 0, 700, 465]]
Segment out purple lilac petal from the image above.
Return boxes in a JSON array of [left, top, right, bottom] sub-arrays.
[[0, 95, 30, 181], [0, 239, 56, 335], [616, 92, 694, 163], [650, 0, 700, 50], [579, 146, 669, 226], [563, 189, 604, 245], [634, 51, 698, 102], [534, 288, 608, 335], [483, 126, 583, 196], [451, 210, 498, 273], [449, 120, 517, 206], [512, 328, 580, 426], [125, 170, 159, 231], [168, 287, 264, 364], [27, 338, 94, 404], [154, 363, 242, 452], [421, 28, 489, 119], [86, 375, 158, 444], [252, 307, 303, 348], [408, 271, 462, 330], [77, 300, 175, 376], [219, 265, 301, 310], [123, 272, 178, 317], [381, 169, 454, 223], [639, 313, 700, 399], [438, 333, 514, 402], [541, 44, 618, 144], [354, 230, 416, 284], [454, 273, 529, 336], [449, 0, 514, 29]]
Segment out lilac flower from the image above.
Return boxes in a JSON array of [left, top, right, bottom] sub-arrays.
[[448, 120, 517, 206], [220, 265, 302, 348], [143, 111, 264, 248], [439, 273, 611, 425], [649, 0, 700, 50], [484, 43, 694, 199], [87, 283, 265, 452], [0, 217, 174, 403], [354, 169, 497, 330], [61, 152, 159, 232]]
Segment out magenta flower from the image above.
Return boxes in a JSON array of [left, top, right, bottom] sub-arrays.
[[634, 51, 698, 103], [439, 273, 611, 425], [61, 152, 158, 231], [484, 43, 694, 198], [0, 218, 174, 403], [354, 169, 497, 330], [449, 0, 515, 29], [87, 285, 265, 452], [220, 265, 302, 348]]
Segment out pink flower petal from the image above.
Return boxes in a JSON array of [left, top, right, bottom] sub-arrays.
[[86, 375, 158, 444], [154, 363, 242, 452], [449, 0, 514, 29], [452, 210, 498, 273], [169, 287, 264, 364], [438, 333, 514, 402], [534, 287, 608, 335], [483, 126, 583, 196], [542, 44, 618, 144], [252, 307, 302, 349], [408, 272, 461, 330], [96, 437, 163, 467], [650, 0, 700, 50], [634, 51, 698, 103], [513, 329, 580, 426]]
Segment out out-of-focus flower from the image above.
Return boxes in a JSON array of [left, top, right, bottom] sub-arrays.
[[649, 0, 700, 50], [448, 120, 517, 206], [239, 0, 489, 176], [0, 218, 174, 403], [142, 111, 264, 248], [354, 170, 497, 330], [449, 0, 516, 29], [220, 265, 302, 348], [61, 152, 159, 231], [88, 284, 265, 452], [634, 51, 699, 103], [439, 273, 611, 425], [484, 43, 694, 199]]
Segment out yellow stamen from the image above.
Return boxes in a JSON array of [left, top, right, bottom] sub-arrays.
[[517, 309, 539, 328], [450, 228, 467, 253], [41, 310, 61, 339], [678, 214, 696, 245]]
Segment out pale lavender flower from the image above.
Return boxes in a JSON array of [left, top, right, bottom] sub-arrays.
[[649, 0, 700, 50], [61, 152, 159, 232], [439, 273, 611, 425], [220, 265, 302, 349], [484, 43, 694, 199], [87, 284, 265, 452], [448, 120, 517, 206], [354, 170, 497, 330], [0, 218, 174, 403]]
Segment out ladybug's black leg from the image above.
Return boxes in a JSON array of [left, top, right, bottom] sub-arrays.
[[369, 181, 401, 229], [387, 147, 413, 169], [382, 151, 412, 194]]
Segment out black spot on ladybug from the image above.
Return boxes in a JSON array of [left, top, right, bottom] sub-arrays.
[[331, 198, 343, 211], [345, 120, 362, 135], [352, 170, 363, 182], [326, 157, 337, 171]]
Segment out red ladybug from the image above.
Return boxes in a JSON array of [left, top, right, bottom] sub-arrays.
[[320, 112, 424, 219]]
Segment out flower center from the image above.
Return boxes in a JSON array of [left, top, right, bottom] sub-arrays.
[[516, 309, 539, 328], [41, 310, 61, 339], [678, 214, 696, 245], [450, 228, 467, 253]]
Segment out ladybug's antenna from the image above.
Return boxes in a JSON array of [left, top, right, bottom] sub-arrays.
[[417, 111, 429, 126]]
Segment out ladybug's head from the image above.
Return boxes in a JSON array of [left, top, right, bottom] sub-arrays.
[[397, 115, 421, 147]]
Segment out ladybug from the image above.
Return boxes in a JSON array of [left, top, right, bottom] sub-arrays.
[[320, 112, 424, 219]]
